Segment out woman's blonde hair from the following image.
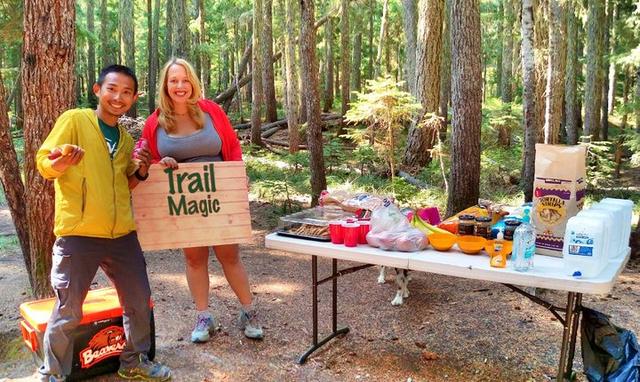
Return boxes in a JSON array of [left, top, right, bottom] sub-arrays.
[[158, 58, 204, 133]]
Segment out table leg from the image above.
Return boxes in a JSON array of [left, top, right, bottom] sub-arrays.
[[557, 292, 582, 381]]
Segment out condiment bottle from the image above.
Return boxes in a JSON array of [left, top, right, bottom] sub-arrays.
[[458, 214, 476, 236]]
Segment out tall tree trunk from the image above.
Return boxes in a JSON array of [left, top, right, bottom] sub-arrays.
[[262, 0, 278, 122], [284, 0, 300, 152], [340, 0, 351, 117], [533, 0, 548, 142], [439, 0, 451, 134], [352, 32, 362, 92], [500, 0, 514, 103], [564, 0, 578, 145], [496, 0, 503, 98], [600, 0, 612, 140], [543, 0, 567, 144], [620, 65, 631, 129], [149, 0, 160, 111], [192, 0, 201, 75], [99, 0, 116, 68], [402, 0, 418, 97], [510, 0, 521, 97], [200, 0, 209, 96], [367, 0, 375, 80], [323, 17, 334, 112], [447, 0, 481, 217], [402, 0, 444, 170], [584, 0, 604, 141], [607, 2, 619, 114], [521, 0, 537, 202], [251, 0, 264, 146], [636, 66, 640, 133], [173, 0, 188, 58], [120, 0, 136, 117], [87, 0, 97, 107], [23, 0, 76, 298], [0, 72, 31, 290], [374, 0, 389, 77], [300, 0, 327, 205], [165, 0, 174, 61]]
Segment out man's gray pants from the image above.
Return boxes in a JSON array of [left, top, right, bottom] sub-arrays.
[[38, 232, 152, 377]]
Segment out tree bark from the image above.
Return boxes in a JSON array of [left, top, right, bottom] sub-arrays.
[[564, 0, 578, 145], [402, 0, 418, 97], [300, 0, 327, 205], [99, 0, 117, 68], [165, 0, 174, 61], [262, 0, 278, 122], [23, 0, 76, 297], [521, 0, 537, 202], [607, 2, 619, 114], [323, 17, 334, 113], [374, 0, 389, 77], [620, 65, 631, 129], [584, 0, 604, 140], [0, 72, 31, 288], [439, 0, 451, 134], [284, 0, 300, 152], [173, 0, 188, 58], [200, 0, 210, 96], [636, 66, 640, 133], [87, 0, 97, 107], [119, 0, 136, 117], [447, 0, 481, 216], [340, 0, 351, 117], [543, 0, 567, 144], [533, 0, 548, 142], [367, 0, 375, 80], [496, 0, 503, 98], [402, 0, 444, 170], [352, 32, 362, 92], [251, 0, 264, 146], [501, 0, 514, 103], [600, 0, 613, 140], [149, 0, 160, 111]]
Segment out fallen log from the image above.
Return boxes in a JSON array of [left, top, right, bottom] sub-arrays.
[[398, 170, 429, 189], [263, 138, 307, 150], [262, 123, 288, 139]]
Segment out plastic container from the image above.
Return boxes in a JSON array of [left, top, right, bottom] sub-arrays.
[[590, 202, 626, 258], [577, 209, 615, 261], [474, 216, 493, 239], [504, 219, 522, 241], [342, 222, 360, 247], [329, 220, 344, 244], [277, 207, 355, 241], [358, 221, 371, 244], [563, 215, 607, 278], [458, 215, 476, 236], [599, 198, 634, 255], [19, 287, 155, 381], [512, 209, 535, 272]]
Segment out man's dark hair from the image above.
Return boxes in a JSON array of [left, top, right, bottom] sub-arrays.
[[96, 64, 138, 93]]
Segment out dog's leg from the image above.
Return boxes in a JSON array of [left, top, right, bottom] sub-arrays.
[[377, 265, 386, 284], [402, 269, 411, 298], [391, 268, 408, 305]]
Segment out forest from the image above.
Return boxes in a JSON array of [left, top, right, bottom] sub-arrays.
[[0, 0, 639, 297]]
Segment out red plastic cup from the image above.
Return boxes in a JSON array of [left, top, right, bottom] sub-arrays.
[[342, 222, 360, 247], [358, 221, 371, 244], [329, 220, 344, 244]]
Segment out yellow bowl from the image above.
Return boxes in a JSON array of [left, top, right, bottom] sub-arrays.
[[457, 236, 487, 255], [484, 240, 513, 256], [429, 233, 457, 251]]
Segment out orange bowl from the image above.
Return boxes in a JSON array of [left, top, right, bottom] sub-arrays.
[[429, 233, 457, 251], [484, 240, 513, 256], [456, 236, 487, 255]]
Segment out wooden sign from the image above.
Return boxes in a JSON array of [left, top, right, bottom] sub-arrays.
[[131, 161, 252, 251]]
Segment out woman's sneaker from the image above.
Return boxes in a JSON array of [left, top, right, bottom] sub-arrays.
[[117, 353, 171, 381], [239, 308, 264, 340], [190, 313, 218, 343]]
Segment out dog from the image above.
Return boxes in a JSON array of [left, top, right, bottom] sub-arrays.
[[377, 266, 411, 305]]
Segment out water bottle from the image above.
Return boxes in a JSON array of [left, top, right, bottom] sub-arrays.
[[512, 208, 535, 272]]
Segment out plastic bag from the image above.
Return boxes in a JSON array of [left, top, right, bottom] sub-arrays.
[[581, 307, 640, 382], [319, 190, 391, 213], [366, 200, 428, 252]]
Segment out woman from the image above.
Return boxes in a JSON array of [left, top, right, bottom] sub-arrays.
[[142, 58, 262, 342]]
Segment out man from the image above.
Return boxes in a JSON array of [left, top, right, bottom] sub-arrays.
[[36, 65, 171, 382]]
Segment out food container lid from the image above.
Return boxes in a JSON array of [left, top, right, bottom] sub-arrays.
[[475, 216, 492, 222], [505, 219, 522, 226], [459, 214, 476, 221], [279, 207, 355, 226]]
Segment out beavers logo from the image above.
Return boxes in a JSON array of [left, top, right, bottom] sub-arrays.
[[79, 326, 126, 368]]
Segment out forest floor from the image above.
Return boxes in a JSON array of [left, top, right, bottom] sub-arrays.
[[1, 189, 639, 381]]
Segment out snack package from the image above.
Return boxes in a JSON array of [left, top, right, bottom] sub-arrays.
[[131, 138, 148, 171], [319, 190, 392, 213], [366, 200, 429, 252]]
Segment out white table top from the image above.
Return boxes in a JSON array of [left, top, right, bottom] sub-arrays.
[[265, 233, 631, 295]]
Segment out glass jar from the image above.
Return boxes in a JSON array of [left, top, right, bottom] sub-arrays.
[[503, 219, 522, 241], [475, 216, 492, 239], [458, 214, 476, 236]]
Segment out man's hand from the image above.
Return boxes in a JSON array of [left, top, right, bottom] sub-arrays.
[[135, 146, 152, 176], [50, 145, 84, 173]]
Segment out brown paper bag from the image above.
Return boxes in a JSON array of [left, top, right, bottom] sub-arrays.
[[532, 144, 587, 257]]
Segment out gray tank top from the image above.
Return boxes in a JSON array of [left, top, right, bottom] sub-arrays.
[[157, 113, 223, 162]]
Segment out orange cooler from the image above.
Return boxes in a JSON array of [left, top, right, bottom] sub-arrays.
[[19, 287, 155, 381]]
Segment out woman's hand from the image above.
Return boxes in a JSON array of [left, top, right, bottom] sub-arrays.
[[159, 156, 179, 169]]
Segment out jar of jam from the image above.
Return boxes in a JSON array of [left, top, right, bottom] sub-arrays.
[[503, 219, 522, 241], [458, 214, 476, 236], [475, 216, 492, 239]]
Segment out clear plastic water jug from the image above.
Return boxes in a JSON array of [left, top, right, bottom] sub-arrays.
[[563, 215, 607, 278], [590, 202, 626, 258], [577, 209, 616, 261]]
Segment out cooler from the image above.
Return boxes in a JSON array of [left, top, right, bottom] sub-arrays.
[[19, 287, 155, 381]]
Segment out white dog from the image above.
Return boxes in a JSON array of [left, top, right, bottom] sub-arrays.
[[378, 266, 411, 305]]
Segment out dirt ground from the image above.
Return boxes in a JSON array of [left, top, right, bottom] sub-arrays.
[[1, 201, 639, 382]]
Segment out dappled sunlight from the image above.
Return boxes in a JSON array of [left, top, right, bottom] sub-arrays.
[[253, 280, 303, 296]]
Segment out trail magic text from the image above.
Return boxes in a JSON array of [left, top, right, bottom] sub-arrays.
[[165, 164, 221, 217]]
